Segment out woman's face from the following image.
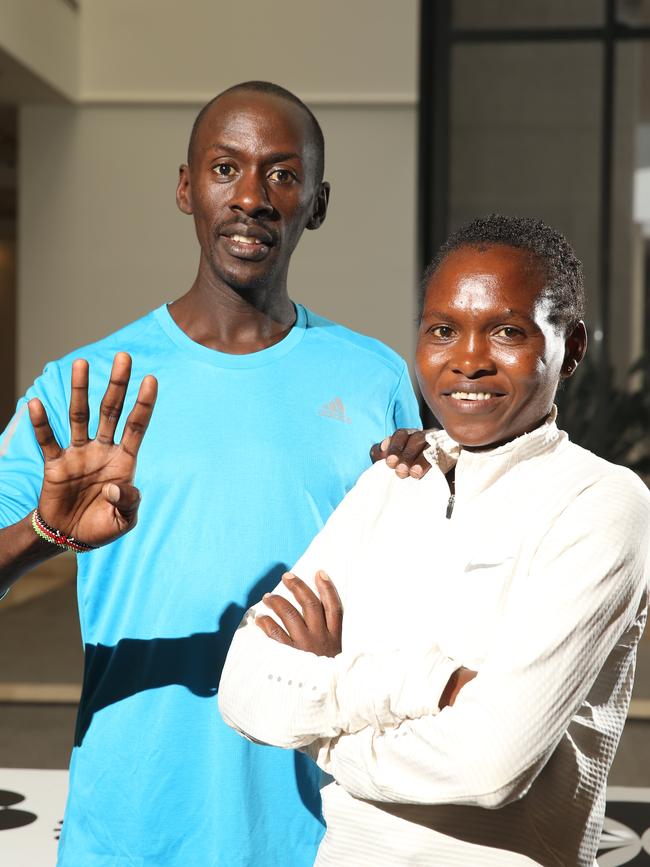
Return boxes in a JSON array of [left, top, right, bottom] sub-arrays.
[[416, 243, 582, 450]]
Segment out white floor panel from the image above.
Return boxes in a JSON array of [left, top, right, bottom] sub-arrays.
[[0, 770, 648, 866], [0, 768, 67, 867]]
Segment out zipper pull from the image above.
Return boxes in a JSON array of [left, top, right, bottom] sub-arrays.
[[446, 494, 455, 519]]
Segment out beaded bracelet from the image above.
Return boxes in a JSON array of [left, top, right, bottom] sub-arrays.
[[31, 509, 97, 554]]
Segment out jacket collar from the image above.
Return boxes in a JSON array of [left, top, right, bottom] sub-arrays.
[[423, 405, 563, 476]]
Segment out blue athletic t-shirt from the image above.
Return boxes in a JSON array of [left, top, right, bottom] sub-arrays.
[[0, 303, 420, 867]]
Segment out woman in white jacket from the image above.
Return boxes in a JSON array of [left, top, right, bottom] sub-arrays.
[[219, 214, 650, 867]]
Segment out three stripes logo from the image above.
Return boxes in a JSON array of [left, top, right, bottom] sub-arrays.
[[319, 397, 351, 424]]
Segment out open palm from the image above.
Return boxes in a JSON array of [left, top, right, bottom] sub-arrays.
[[29, 352, 157, 548]]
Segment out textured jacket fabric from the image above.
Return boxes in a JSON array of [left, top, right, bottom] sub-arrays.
[[220, 411, 650, 866]]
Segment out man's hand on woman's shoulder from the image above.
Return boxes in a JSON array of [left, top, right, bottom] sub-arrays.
[[370, 428, 436, 479]]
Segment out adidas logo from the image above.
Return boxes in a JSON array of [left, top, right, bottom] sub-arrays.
[[319, 397, 351, 424]]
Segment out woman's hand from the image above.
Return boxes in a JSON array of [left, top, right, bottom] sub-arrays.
[[256, 571, 343, 658]]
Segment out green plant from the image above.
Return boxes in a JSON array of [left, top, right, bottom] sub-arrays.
[[555, 356, 650, 476]]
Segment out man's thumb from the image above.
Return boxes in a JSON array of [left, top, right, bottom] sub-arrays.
[[103, 483, 141, 519]]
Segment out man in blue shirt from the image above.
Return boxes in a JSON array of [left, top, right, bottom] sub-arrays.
[[0, 82, 423, 866]]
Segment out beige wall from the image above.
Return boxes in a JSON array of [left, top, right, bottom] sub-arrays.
[[80, 0, 416, 103], [292, 105, 417, 363], [0, 0, 79, 101], [18, 102, 417, 392], [16, 1, 419, 394], [0, 240, 16, 423]]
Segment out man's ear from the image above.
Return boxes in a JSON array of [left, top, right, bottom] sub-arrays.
[[306, 182, 330, 230], [176, 164, 193, 215], [560, 320, 588, 379]]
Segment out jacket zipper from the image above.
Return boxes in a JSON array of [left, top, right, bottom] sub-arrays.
[[446, 494, 455, 519]]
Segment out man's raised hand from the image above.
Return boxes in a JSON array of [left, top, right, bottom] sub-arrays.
[[28, 352, 157, 549], [256, 571, 342, 658]]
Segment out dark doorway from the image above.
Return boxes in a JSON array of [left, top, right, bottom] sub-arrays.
[[0, 105, 16, 430], [419, 0, 650, 455]]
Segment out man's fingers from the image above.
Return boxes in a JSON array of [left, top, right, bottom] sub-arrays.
[[406, 453, 431, 478], [314, 571, 343, 638], [68, 359, 90, 447], [382, 428, 416, 468], [120, 375, 158, 458], [28, 398, 62, 461], [103, 482, 141, 523], [375, 429, 434, 479], [391, 430, 430, 479], [255, 615, 293, 647], [262, 592, 309, 643], [96, 353, 132, 445]]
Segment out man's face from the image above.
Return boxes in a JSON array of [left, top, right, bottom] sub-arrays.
[[177, 91, 328, 293], [416, 244, 575, 450]]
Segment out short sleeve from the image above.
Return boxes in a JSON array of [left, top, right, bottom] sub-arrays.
[[0, 362, 69, 528], [387, 362, 421, 433]]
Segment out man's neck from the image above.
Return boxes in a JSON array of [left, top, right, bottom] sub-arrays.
[[168, 270, 296, 355]]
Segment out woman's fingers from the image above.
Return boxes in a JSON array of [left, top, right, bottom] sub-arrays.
[[314, 571, 343, 638], [281, 573, 327, 633], [261, 592, 308, 644], [260, 573, 343, 657], [255, 615, 293, 646]]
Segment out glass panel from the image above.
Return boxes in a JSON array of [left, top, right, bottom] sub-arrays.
[[0, 105, 15, 426], [448, 42, 602, 332], [612, 41, 650, 369], [617, 0, 650, 26], [453, 0, 604, 30], [610, 38, 650, 731]]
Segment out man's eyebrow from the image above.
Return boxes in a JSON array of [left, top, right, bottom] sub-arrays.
[[205, 143, 303, 163]]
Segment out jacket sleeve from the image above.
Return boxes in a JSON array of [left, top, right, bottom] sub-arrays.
[[218, 463, 459, 747], [307, 471, 650, 808]]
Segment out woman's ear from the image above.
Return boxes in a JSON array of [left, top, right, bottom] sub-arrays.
[[561, 320, 588, 379]]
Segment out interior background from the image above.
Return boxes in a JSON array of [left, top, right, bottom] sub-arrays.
[[0, 0, 419, 410], [0, 0, 648, 803]]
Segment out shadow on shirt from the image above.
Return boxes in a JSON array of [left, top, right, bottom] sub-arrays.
[[72, 561, 323, 824]]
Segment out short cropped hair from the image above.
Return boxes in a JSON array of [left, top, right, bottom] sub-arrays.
[[423, 214, 585, 333], [187, 80, 325, 184]]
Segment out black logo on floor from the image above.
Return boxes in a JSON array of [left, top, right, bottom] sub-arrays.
[[598, 792, 650, 865], [0, 790, 37, 830]]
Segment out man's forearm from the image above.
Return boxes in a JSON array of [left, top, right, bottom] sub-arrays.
[[0, 514, 62, 597]]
